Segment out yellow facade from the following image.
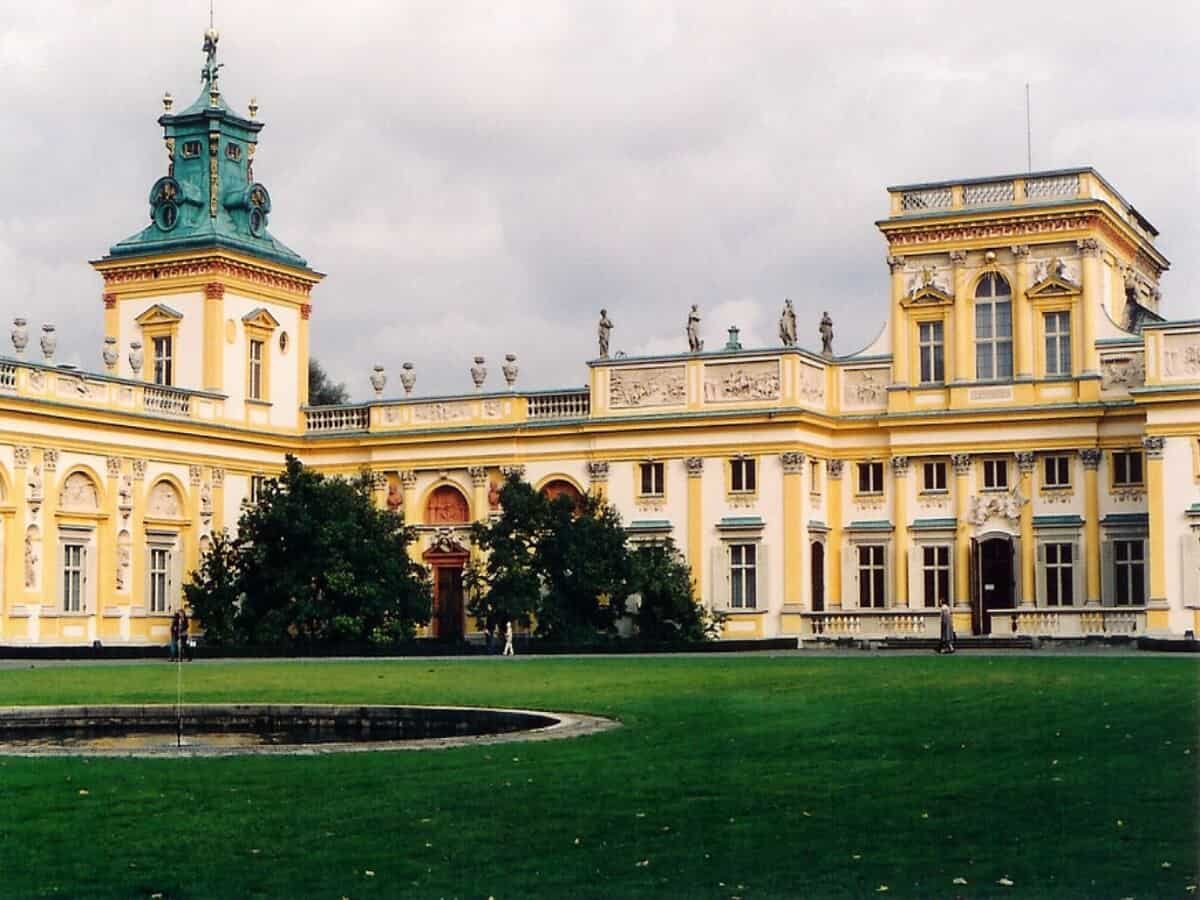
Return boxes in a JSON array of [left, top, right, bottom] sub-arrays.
[[2, 57, 1200, 648]]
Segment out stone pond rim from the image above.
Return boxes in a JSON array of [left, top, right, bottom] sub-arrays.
[[0, 703, 618, 757]]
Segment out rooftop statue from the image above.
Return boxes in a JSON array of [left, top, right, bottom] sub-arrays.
[[687, 305, 703, 353], [597, 309, 613, 359], [819, 311, 834, 358], [201, 27, 223, 90], [779, 299, 797, 347]]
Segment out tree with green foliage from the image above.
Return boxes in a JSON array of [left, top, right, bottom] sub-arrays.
[[629, 539, 723, 642], [464, 475, 541, 640], [307, 358, 350, 406], [185, 455, 430, 647]]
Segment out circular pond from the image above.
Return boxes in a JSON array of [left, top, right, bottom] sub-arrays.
[[0, 704, 617, 757]]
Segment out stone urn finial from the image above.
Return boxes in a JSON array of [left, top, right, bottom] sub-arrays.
[[725, 325, 742, 351], [470, 356, 487, 391], [369, 364, 387, 398], [102, 336, 119, 372], [502, 354, 519, 390], [11, 318, 28, 358], [399, 361, 416, 396], [39, 324, 57, 363], [128, 341, 144, 378]]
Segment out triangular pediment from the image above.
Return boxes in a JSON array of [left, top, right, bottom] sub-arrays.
[[242, 307, 281, 330], [134, 303, 184, 326], [1027, 275, 1081, 299], [903, 284, 955, 307]]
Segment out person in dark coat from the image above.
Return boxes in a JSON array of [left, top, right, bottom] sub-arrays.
[[938, 602, 955, 654], [170, 608, 191, 661]]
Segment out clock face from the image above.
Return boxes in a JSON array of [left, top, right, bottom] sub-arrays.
[[155, 202, 178, 232], [249, 208, 264, 236]]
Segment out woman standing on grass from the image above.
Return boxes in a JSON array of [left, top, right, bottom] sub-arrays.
[[938, 602, 955, 654]]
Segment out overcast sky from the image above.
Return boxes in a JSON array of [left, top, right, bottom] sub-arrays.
[[1, 1, 1197, 400]]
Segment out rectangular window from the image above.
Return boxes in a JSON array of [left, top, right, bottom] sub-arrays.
[[857, 544, 886, 608], [857, 461, 884, 494], [1112, 451, 1144, 486], [1043, 455, 1071, 488], [639, 462, 665, 497], [730, 458, 756, 493], [918, 321, 945, 384], [921, 545, 951, 608], [248, 339, 264, 400], [152, 336, 173, 386], [1114, 540, 1146, 606], [922, 461, 947, 493], [62, 543, 85, 613], [1045, 543, 1074, 606], [1044, 311, 1072, 376], [250, 475, 265, 504], [149, 547, 172, 613], [729, 543, 757, 609], [983, 458, 1009, 490]]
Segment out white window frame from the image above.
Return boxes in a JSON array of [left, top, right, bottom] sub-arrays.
[[1044, 310, 1072, 377], [922, 460, 947, 493], [145, 531, 181, 614], [729, 543, 758, 609], [857, 461, 884, 495], [1043, 455, 1071, 489], [920, 544, 951, 608], [1035, 531, 1084, 608], [982, 458, 1009, 491], [975, 273, 1014, 381], [148, 546, 172, 613], [1044, 542, 1074, 606], [857, 543, 887, 609], [152, 335, 173, 386], [250, 474, 266, 504], [918, 320, 945, 384], [62, 542, 86, 613], [639, 461, 665, 497], [730, 458, 756, 494], [1112, 450, 1144, 487], [248, 338, 264, 400]]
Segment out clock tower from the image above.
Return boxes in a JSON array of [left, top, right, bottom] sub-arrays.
[[91, 27, 323, 429]]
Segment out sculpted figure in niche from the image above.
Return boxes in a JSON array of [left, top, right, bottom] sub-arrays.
[[386, 480, 403, 512], [597, 309, 613, 359], [488, 480, 502, 510], [116, 535, 131, 591], [779, 299, 797, 347], [686, 305, 703, 352], [26, 465, 42, 504], [200, 482, 213, 517], [118, 475, 133, 509], [23, 532, 37, 589], [148, 482, 182, 518], [819, 311, 834, 358]]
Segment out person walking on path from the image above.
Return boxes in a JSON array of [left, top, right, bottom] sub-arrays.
[[502, 621, 515, 657], [170, 608, 191, 662], [938, 602, 956, 654]]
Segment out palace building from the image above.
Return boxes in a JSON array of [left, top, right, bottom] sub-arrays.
[[2, 32, 1199, 647]]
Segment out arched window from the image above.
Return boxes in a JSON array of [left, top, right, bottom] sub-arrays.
[[540, 479, 584, 510], [975, 273, 1013, 381]]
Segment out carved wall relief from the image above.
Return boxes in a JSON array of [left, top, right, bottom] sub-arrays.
[[411, 402, 471, 423], [1100, 352, 1145, 391], [147, 481, 183, 518], [797, 364, 825, 404], [1161, 333, 1200, 381], [23, 525, 40, 589], [59, 472, 100, 511], [842, 368, 888, 408], [702, 360, 781, 403], [116, 530, 131, 592], [609, 366, 686, 409]]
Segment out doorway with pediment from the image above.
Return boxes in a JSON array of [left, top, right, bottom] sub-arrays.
[[423, 484, 471, 641]]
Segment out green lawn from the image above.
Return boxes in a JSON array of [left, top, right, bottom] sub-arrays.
[[0, 655, 1196, 899]]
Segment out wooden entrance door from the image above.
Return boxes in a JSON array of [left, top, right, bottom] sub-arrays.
[[434, 566, 464, 641], [810, 541, 825, 612], [976, 537, 1014, 635]]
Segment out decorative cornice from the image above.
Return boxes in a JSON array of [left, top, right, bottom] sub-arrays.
[[1016, 451, 1036, 474], [1079, 448, 1103, 469], [1142, 436, 1165, 459], [685, 457, 704, 478], [951, 453, 972, 475], [885, 211, 1097, 249], [780, 451, 806, 474], [96, 255, 318, 296]]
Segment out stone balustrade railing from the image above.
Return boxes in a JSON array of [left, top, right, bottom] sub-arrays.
[[143, 385, 192, 417], [528, 390, 590, 420], [0, 363, 15, 392], [992, 607, 1147, 637], [305, 405, 370, 433], [801, 610, 939, 638]]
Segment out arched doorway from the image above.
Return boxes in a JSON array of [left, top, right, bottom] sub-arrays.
[[424, 486, 470, 641], [810, 541, 825, 612], [973, 535, 1014, 635]]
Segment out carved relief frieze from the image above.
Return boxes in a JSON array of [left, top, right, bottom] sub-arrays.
[[842, 369, 888, 408], [609, 366, 686, 409], [59, 472, 100, 511], [411, 401, 471, 423], [967, 488, 1027, 527], [1161, 333, 1200, 381], [797, 364, 824, 404], [1101, 352, 1146, 391], [147, 481, 183, 518], [702, 360, 780, 403]]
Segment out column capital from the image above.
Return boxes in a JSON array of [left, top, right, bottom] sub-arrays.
[[1079, 448, 1103, 469], [106, 456, 122, 478], [886, 254, 906, 274], [500, 464, 526, 480], [1010, 244, 1031, 258], [370, 471, 388, 490], [827, 459, 844, 479], [467, 465, 489, 487], [1076, 238, 1101, 258], [685, 457, 705, 478], [399, 469, 418, 488], [13, 446, 30, 468], [211, 467, 225, 487], [948, 249, 968, 266], [189, 465, 202, 486], [204, 282, 225, 300], [1016, 451, 1036, 474], [780, 452, 806, 474], [951, 453, 972, 475], [1142, 436, 1166, 459], [586, 461, 609, 483], [131, 458, 147, 481], [102, 292, 118, 309], [890, 455, 910, 476], [41, 448, 59, 472]]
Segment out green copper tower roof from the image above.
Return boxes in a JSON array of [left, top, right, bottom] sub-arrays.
[[106, 28, 310, 270]]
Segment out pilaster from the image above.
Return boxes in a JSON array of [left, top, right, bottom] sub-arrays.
[[210, 467, 225, 533], [468, 467, 489, 524], [781, 453, 806, 606], [1080, 448, 1102, 605], [587, 461, 609, 502], [202, 282, 225, 391], [1016, 451, 1036, 606], [130, 459, 147, 613], [185, 465, 202, 581], [891, 456, 910, 608], [952, 453, 972, 608], [888, 256, 909, 386], [39, 448, 59, 609], [1143, 436, 1168, 628], [1011, 246, 1033, 379], [100, 456, 121, 617], [827, 459, 844, 608], [7, 446, 30, 627], [685, 457, 704, 600], [950, 250, 971, 382], [399, 470, 419, 563], [103, 293, 119, 354], [1077, 239, 1102, 375], [298, 303, 312, 421]]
